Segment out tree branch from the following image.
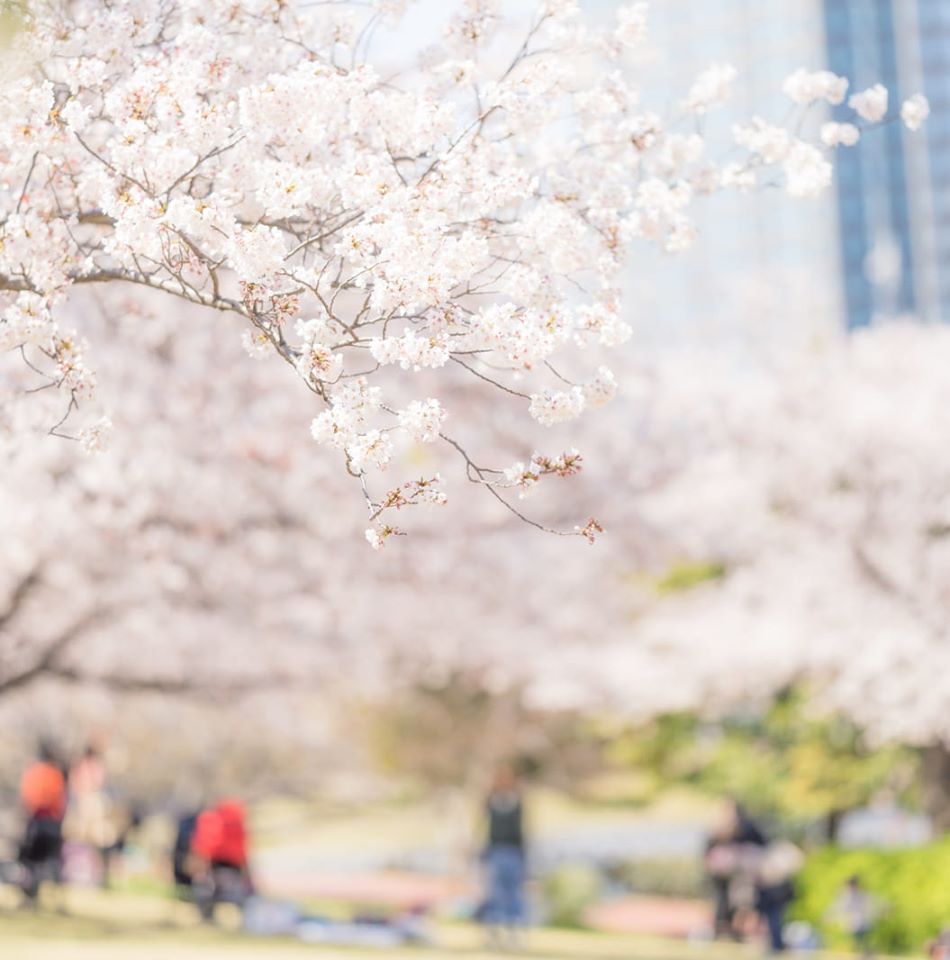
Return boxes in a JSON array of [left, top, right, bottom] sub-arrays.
[[0, 609, 107, 697], [0, 566, 42, 633]]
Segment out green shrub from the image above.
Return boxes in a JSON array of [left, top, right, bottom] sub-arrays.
[[541, 863, 602, 929], [792, 839, 950, 954]]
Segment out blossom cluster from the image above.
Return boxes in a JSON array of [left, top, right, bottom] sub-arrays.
[[730, 72, 928, 198], [503, 449, 584, 498], [0, 0, 929, 541], [364, 475, 448, 548]]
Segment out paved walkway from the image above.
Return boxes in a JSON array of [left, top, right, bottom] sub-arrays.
[[587, 894, 711, 938], [258, 866, 474, 909], [258, 864, 711, 937]]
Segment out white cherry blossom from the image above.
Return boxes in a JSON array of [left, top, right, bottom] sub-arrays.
[[901, 93, 930, 132], [782, 68, 848, 106], [849, 83, 889, 122], [821, 121, 861, 148], [0, 0, 921, 540], [684, 63, 738, 114]]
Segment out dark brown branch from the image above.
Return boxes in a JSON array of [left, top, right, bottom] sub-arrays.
[[0, 565, 42, 632], [40, 665, 304, 699], [0, 609, 107, 697]]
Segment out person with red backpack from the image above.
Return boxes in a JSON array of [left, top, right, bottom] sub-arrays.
[[189, 799, 254, 921], [18, 742, 68, 901]]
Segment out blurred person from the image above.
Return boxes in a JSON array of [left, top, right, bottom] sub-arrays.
[[705, 809, 741, 938], [481, 764, 527, 949], [17, 741, 67, 902], [704, 798, 767, 940], [188, 798, 254, 922], [65, 741, 119, 887], [732, 799, 768, 846], [731, 801, 768, 939], [101, 803, 143, 888], [755, 841, 803, 953], [831, 875, 877, 957], [172, 808, 201, 893]]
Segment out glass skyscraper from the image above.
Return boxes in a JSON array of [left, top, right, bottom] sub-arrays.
[[582, 0, 950, 335], [602, 0, 846, 347], [824, 0, 949, 328]]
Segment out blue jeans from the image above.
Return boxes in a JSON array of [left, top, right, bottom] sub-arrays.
[[763, 903, 786, 952], [483, 845, 525, 926]]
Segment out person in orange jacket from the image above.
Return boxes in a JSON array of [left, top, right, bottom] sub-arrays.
[[18, 741, 67, 900]]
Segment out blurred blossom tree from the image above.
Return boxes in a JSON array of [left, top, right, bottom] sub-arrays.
[[0, 284, 684, 795], [627, 324, 950, 828], [0, 685, 340, 810], [0, 283, 681, 763], [0, 289, 349, 700], [1, 310, 946, 813], [362, 668, 605, 795], [0, 0, 943, 820], [0, 0, 925, 543]]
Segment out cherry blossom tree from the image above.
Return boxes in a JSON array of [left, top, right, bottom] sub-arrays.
[[0, 0, 927, 542], [4, 296, 946, 810], [1, 288, 351, 699], [0, 285, 685, 802], [616, 324, 950, 821], [1, 0, 941, 813]]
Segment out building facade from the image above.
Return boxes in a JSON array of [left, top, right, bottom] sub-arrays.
[[586, 0, 846, 345], [824, 0, 949, 327]]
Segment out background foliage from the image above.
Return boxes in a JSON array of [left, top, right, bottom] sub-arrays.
[[794, 840, 950, 953]]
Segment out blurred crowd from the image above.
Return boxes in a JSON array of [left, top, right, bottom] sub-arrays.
[[704, 799, 885, 955], [1, 743, 921, 955], [704, 800, 802, 951], [1, 741, 529, 945], [4, 739, 257, 924], [4, 739, 137, 900]]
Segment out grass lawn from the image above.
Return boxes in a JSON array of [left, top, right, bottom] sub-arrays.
[[0, 885, 760, 960]]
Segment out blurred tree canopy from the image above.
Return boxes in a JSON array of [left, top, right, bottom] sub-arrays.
[[361, 674, 917, 844], [604, 687, 918, 839], [361, 670, 606, 796]]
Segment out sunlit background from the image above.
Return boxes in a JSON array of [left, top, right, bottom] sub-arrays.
[[2, 2, 950, 958]]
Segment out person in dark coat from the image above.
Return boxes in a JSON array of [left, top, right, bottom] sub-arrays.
[[704, 799, 767, 940], [732, 800, 767, 847], [481, 764, 527, 947], [755, 841, 804, 952], [757, 878, 795, 952]]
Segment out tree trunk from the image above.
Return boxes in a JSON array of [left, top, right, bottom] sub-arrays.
[[824, 807, 846, 844], [921, 742, 950, 833]]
